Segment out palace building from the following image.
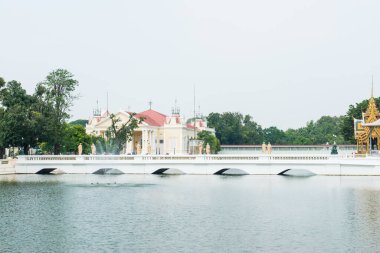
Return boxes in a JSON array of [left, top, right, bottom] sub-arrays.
[[354, 87, 380, 154], [86, 105, 215, 155]]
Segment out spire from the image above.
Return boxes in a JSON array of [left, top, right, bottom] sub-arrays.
[[93, 99, 101, 116], [171, 98, 180, 115], [363, 75, 380, 123], [148, 100, 152, 110], [106, 91, 109, 116], [196, 105, 202, 118]]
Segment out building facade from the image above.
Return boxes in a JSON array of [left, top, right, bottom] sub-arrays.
[[86, 108, 215, 155]]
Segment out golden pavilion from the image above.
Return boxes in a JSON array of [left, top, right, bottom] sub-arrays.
[[354, 87, 380, 154]]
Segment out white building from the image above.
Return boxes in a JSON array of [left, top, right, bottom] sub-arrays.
[[86, 107, 215, 155]]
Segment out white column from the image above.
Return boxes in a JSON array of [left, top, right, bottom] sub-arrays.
[[148, 130, 152, 154], [142, 130, 146, 154], [152, 130, 156, 154], [126, 139, 133, 154]]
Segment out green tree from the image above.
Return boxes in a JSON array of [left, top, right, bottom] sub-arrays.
[[105, 113, 142, 154], [263, 126, 287, 144], [197, 130, 221, 154], [207, 112, 242, 144], [62, 124, 92, 154], [70, 119, 88, 127], [241, 115, 264, 144], [313, 116, 345, 144], [38, 69, 79, 154], [0, 77, 5, 158], [285, 128, 313, 145], [0, 80, 39, 154], [207, 112, 263, 145], [0, 108, 4, 158]]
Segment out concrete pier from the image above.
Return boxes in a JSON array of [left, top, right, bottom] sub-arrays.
[[13, 154, 380, 176], [0, 159, 16, 175]]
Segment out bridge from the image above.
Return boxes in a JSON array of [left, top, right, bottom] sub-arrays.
[[13, 154, 380, 176]]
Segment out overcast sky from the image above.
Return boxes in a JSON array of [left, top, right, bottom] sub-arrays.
[[1, 0, 379, 129]]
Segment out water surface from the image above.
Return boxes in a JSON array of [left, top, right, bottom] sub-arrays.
[[1, 174, 380, 252]]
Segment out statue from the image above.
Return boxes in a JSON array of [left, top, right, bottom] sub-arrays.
[[136, 143, 141, 155], [206, 143, 211, 155], [267, 142, 272, 154], [331, 142, 338, 155], [78, 143, 83, 155], [198, 142, 203, 155], [91, 143, 96, 155], [147, 142, 152, 155], [262, 142, 267, 154]]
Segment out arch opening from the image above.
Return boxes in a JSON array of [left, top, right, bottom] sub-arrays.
[[93, 168, 124, 175], [152, 168, 169, 175], [214, 168, 248, 176], [152, 168, 185, 175], [278, 169, 316, 177], [36, 168, 57, 174]]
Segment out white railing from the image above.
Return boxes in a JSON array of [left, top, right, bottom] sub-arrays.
[[16, 153, 364, 162]]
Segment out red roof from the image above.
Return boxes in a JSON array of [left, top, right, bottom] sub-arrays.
[[186, 123, 196, 129], [135, 109, 167, 126]]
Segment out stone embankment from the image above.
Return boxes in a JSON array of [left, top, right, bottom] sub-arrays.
[[0, 159, 16, 174]]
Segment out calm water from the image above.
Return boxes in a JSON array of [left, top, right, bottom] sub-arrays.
[[1, 174, 380, 252]]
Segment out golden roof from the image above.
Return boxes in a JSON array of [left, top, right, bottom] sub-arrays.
[[364, 96, 380, 123]]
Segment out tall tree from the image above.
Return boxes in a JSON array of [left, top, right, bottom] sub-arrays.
[[38, 69, 79, 154], [0, 77, 5, 158], [0, 80, 38, 154], [242, 115, 264, 144]]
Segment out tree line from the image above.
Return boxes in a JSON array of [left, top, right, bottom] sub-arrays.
[[206, 98, 377, 146]]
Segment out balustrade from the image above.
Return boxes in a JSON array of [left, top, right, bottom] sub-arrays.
[[16, 153, 370, 162]]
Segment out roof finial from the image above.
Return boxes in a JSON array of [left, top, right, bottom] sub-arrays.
[[93, 98, 101, 116], [172, 98, 180, 115], [372, 75, 374, 97], [106, 91, 109, 116], [148, 100, 152, 110]]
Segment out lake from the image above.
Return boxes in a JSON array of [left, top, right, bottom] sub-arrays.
[[1, 174, 380, 252]]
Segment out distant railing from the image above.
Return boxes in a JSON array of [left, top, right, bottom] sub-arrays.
[[142, 156, 197, 161], [220, 144, 357, 155], [16, 153, 365, 162]]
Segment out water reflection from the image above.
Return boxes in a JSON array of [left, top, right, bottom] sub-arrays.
[[1, 174, 380, 252]]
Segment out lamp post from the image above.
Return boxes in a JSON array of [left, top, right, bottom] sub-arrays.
[[21, 137, 24, 155], [35, 137, 39, 155]]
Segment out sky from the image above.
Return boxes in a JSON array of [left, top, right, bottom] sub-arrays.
[[1, 0, 379, 129]]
